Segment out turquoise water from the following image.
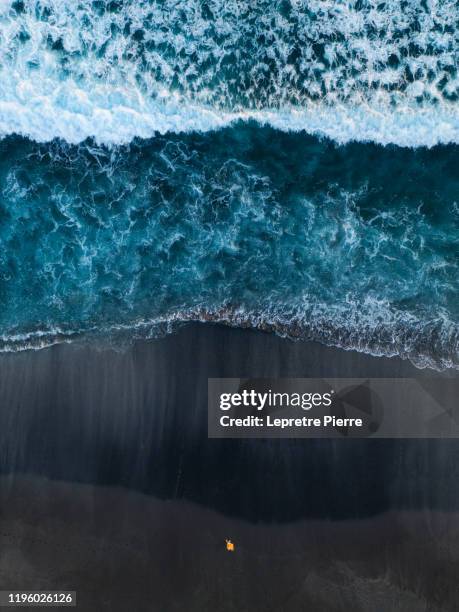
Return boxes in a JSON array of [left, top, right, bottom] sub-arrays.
[[0, 1, 458, 369]]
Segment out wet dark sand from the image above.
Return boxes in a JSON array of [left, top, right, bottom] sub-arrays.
[[0, 323, 458, 610]]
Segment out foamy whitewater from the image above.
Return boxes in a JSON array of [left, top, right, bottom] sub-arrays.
[[0, 1, 457, 369], [0, 0, 458, 146]]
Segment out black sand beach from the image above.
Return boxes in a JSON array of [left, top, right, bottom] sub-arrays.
[[1, 476, 458, 612], [0, 323, 458, 610]]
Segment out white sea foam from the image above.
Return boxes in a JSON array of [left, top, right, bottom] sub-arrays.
[[0, 82, 458, 147], [0, 0, 457, 146]]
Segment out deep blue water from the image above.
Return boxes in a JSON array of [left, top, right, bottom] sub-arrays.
[[0, 0, 457, 369]]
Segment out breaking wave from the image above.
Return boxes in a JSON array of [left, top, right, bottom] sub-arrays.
[[0, 0, 458, 146]]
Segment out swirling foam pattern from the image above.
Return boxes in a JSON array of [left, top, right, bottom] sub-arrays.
[[0, 0, 458, 145], [0, 130, 457, 369], [0, 1, 457, 367]]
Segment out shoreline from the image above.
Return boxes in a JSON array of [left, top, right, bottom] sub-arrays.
[[0, 323, 457, 523], [1, 313, 457, 373]]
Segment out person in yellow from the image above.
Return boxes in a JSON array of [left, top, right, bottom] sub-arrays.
[[225, 539, 235, 552]]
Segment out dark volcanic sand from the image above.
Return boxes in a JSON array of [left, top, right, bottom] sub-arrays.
[[1, 475, 458, 612], [0, 323, 458, 610]]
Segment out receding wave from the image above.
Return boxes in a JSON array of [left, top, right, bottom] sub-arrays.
[[0, 131, 457, 369], [0, 0, 458, 146], [1, 306, 457, 371]]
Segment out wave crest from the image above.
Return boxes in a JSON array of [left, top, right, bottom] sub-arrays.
[[0, 0, 457, 145]]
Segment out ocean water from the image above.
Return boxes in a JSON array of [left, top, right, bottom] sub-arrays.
[[0, 0, 458, 145], [0, 0, 458, 369]]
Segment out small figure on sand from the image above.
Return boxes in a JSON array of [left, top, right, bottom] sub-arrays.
[[225, 539, 235, 552]]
